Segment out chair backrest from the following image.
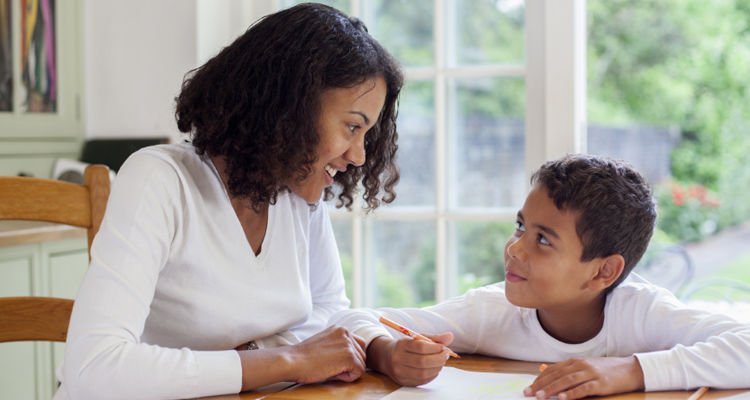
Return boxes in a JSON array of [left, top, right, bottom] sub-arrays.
[[0, 164, 110, 343]]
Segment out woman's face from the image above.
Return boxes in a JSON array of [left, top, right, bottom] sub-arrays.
[[289, 76, 387, 204]]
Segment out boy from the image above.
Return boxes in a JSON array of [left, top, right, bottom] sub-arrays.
[[330, 154, 750, 399]]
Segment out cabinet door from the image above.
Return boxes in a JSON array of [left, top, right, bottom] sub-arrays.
[[46, 238, 88, 397], [0, 245, 39, 400], [0, 238, 87, 400]]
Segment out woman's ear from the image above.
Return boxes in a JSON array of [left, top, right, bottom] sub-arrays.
[[593, 254, 625, 290]]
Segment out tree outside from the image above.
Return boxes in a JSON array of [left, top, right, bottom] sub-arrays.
[[298, 0, 750, 306], [588, 0, 750, 298]]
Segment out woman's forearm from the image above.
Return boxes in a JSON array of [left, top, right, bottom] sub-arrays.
[[238, 347, 294, 391]]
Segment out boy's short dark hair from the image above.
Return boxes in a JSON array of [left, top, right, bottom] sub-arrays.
[[530, 154, 656, 291]]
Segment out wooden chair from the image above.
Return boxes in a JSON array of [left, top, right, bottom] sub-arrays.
[[0, 165, 110, 343]]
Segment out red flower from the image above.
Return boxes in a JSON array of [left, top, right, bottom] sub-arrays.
[[671, 185, 685, 206], [688, 185, 707, 201]]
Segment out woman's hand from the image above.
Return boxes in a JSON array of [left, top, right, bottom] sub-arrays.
[[237, 326, 366, 391], [287, 326, 367, 384], [524, 356, 645, 399], [367, 332, 454, 387]]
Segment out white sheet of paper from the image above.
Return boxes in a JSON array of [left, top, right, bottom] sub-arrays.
[[720, 393, 750, 399], [381, 366, 536, 400]]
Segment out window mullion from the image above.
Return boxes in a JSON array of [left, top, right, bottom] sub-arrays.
[[350, 0, 365, 308], [434, 0, 449, 302]]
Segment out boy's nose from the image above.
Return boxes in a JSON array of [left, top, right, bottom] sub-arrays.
[[506, 238, 526, 260]]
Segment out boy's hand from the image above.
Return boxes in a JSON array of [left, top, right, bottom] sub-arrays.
[[367, 332, 454, 387], [524, 356, 645, 399]]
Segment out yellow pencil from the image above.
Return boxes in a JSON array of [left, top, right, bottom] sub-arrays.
[[378, 316, 460, 358], [687, 386, 708, 400]]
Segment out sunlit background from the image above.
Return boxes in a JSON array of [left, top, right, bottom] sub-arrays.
[[2, 2, 749, 398], [283, 0, 750, 308]]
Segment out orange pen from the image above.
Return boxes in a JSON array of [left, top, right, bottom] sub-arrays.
[[378, 316, 460, 358]]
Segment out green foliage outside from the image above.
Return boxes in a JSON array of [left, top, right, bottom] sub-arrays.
[[340, 221, 515, 308], [340, 237, 431, 308], [455, 222, 514, 293], [589, 0, 750, 242], [340, 253, 354, 303], [317, 1, 750, 306], [408, 222, 514, 307], [713, 254, 750, 286], [686, 253, 750, 301], [654, 182, 721, 243]]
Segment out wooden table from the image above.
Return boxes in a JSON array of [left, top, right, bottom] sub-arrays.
[[201, 355, 749, 399], [0, 220, 85, 247]]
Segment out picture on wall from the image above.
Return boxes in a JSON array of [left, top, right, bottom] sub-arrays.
[[0, 0, 11, 111], [21, 0, 56, 113]]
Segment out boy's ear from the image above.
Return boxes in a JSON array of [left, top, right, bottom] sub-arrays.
[[593, 254, 625, 290]]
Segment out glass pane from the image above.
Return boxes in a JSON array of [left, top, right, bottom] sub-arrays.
[[587, 0, 750, 294], [452, 0, 525, 66], [391, 79, 435, 207], [0, 0, 11, 112], [369, 220, 435, 307], [588, 125, 678, 185], [22, 0, 56, 113], [452, 221, 515, 294], [361, 0, 434, 67], [282, 0, 350, 13], [448, 77, 526, 208], [331, 218, 354, 302]]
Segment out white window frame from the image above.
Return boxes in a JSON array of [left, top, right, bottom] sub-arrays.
[[224, 0, 586, 307]]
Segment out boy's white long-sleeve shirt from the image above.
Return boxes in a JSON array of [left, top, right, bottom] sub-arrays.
[[56, 143, 349, 399], [330, 277, 750, 391]]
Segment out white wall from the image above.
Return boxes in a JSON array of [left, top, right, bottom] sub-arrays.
[[83, 0, 198, 140], [196, 0, 276, 65], [83, 0, 278, 141]]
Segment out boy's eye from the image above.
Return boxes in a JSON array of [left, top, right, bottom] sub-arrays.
[[537, 234, 551, 246], [515, 221, 525, 233]]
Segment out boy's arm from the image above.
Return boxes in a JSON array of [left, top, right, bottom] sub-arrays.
[[525, 356, 645, 399], [632, 294, 750, 391], [329, 285, 499, 385], [366, 333, 454, 386], [329, 285, 496, 353], [531, 285, 750, 398], [329, 307, 455, 385], [528, 285, 750, 399]]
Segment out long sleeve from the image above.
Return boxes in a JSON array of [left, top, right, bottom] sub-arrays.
[[332, 280, 750, 392], [631, 287, 750, 390], [330, 285, 495, 353], [61, 153, 241, 400], [59, 143, 341, 399], [288, 202, 350, 341]]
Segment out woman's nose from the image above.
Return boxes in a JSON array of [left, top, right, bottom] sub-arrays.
[[345, 135, 366, 167]]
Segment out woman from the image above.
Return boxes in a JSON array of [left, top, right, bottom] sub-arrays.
[[57, 3, 403, 399]]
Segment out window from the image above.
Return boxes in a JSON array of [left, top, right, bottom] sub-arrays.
[[587, 0, 750, 302], [276, 0, 584, 307]]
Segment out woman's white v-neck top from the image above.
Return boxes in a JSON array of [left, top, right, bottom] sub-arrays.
[[56, 143, 349, 399]]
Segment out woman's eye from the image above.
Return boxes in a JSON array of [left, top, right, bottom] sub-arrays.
[[348, 124, 360, 133]]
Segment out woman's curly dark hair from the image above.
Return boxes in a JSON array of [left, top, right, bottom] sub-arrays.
[[175, 3, 403, 211]]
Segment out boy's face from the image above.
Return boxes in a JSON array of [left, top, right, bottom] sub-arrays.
[[503, 184, 603, 311]]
